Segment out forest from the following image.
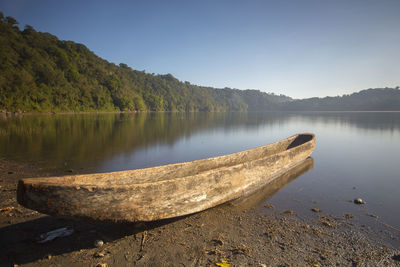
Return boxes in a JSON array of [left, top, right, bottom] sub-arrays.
[[1, 13, 399, 112], [281, 88, 400, 111], [0, 14, 290, 112]]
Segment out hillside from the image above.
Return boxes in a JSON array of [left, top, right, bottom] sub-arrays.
[[281, 88, 400, 111], [0, 14, 291, 112], [1, 13, 398, 113]]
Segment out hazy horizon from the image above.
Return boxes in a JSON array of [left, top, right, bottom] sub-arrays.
[[1, 0, 399, 99]]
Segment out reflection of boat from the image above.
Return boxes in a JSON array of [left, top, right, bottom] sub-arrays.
[[229, 157, 314, 210], [17, 133, 315, 223]]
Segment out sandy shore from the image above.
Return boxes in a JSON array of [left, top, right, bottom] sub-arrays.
[[0, 158, 399, 266]]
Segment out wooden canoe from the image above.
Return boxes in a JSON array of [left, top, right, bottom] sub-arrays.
[[17, 133, 315, 223]]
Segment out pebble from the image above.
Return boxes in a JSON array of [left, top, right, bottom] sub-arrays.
[[311, 208, 322, 213], [283, 210, 294, 215], [264, 203, 275, 209], [366, 212, 378, 219], [354, 198, 365, 204], [94, 240, 104, 247], [94, 252, 105, 258], [212, 238, 224, 246]]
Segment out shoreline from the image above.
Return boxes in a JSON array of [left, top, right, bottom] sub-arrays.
[[0, 158, 399, 266], [1, 110, 400, 118]]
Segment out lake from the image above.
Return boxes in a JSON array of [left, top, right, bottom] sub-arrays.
[[1, 112, 399, 230]]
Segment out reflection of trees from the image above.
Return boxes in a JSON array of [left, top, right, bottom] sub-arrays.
[[0, 112, 398, 171], [230, 157, 314, 211], [288, 112, 400, 133], [0, 112, 291, 170]]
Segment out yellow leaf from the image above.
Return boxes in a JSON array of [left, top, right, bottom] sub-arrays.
[[216, 260, 230, 267]]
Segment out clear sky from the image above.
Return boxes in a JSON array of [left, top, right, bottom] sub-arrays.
[[1, 0, 399, 98]]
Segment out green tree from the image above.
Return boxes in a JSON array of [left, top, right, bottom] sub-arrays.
[[5, 16, 18, 26]]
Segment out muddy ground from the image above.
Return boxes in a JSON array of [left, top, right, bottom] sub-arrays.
[[0, 158, 399, 267]]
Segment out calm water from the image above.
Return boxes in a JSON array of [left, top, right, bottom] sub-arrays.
[[1, 112, 399, 229]]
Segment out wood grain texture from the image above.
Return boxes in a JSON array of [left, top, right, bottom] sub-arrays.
[[17, 133, 315, 222]]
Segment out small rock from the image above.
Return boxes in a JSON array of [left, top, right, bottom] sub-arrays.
[[365, 212, 378, 219], [345, 213, 354, 219], [283, 210, 294, 215], [94, 240, 104, 248], [264, 203, 274, 209], [94, 252, 105, 258], [354, 198, 365, 204], [212, 238, 224, 246], [260, 264, 267, 267], [311, 208, 322, 213], [320, 220, 334, 228]]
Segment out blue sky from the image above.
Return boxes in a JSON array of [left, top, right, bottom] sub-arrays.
[[1, 0, 399, 98]]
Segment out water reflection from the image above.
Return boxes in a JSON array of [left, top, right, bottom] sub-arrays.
[[0, 112, 293, 171], [229, 157, 314, 211], [288, 112, 400, 133], [0, 112, 399, 231], [0, 112, 399, 173]]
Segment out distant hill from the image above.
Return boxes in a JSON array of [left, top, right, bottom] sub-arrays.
[[1, 13, 398, 113], [281, 88, 400, 111], [0, 13, 291, 112]]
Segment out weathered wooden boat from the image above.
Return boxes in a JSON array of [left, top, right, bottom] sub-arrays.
[[17, 133, 315, 223]]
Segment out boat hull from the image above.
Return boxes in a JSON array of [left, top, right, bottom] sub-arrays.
[[17, 133, 315, 222]]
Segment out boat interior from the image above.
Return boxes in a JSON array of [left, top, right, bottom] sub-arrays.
[[286, 134, 314, 150], [22, 133, 314, 186]]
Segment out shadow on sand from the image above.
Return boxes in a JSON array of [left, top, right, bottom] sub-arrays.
[[0, 214, 182, 265], [0, 157, 313, 265]]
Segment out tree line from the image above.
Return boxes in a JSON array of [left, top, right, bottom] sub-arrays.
[[280, 88, 400, 111], [1, 12, 399, 112], [0, 13, 290, 113]]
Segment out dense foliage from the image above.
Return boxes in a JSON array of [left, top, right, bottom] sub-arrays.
[[0, 112, 288, 168], [1, 13, 398, 112], [281, 88, 400, 111], [0, 15, 290, 112]]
